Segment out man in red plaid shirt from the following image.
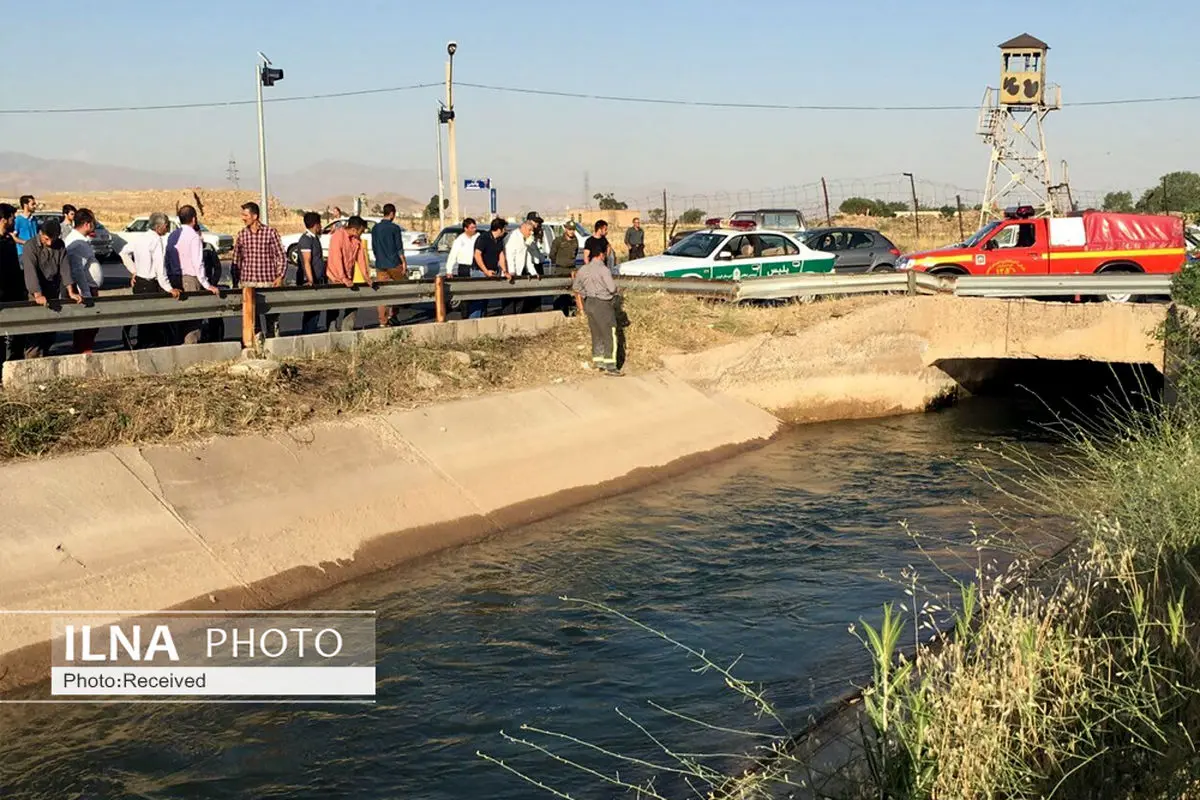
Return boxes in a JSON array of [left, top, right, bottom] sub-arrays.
[[232, 201, 285, 338]]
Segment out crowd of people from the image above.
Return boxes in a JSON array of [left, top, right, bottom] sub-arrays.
[[0, 198, 629, 376]]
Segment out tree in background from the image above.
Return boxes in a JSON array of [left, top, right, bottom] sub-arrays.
[[1102, 191, 1134, 213], [424, 195, 448, 219], [839, 197, 876, 215], [1136, 172, 1200, 215], [938, 205, 957, 219], [678, 208, 706, 224], [593, 192, 629, 211], [647, 208, 665, 224]]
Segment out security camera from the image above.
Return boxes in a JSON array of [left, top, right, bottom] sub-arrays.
[[447, 41, 457, 56]]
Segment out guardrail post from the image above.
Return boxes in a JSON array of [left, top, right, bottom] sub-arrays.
[[241, 286, 256, 349], [434, 275, 447, 323], [906, 269, 917, 296], [571, 270, 584, 315]]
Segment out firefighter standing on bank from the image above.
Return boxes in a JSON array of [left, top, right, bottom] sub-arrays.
[[572, 248, 623, 376]]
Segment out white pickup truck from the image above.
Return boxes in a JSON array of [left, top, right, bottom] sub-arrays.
[[111, 216, 233, 258]]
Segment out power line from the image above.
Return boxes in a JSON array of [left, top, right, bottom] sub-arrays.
[[0, 82, 441, 116], [456, 83, 1200, 111], [0, 80, 1198, 116]]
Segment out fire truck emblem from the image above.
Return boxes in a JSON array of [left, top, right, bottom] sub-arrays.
[[987, 260, 1024, 275]]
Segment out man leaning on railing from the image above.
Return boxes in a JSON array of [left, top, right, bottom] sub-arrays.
[[21, 218, 83, 358]]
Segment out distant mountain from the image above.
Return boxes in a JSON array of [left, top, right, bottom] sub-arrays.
[[0, 151, 635, 216], [0, 151, 209, 194]]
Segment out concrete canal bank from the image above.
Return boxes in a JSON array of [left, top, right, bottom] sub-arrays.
[[0, 371, 780, 690]]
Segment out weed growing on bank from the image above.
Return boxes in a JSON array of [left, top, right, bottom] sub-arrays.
[[0, 293, 882, 461], [847, 379, 1200, 796]]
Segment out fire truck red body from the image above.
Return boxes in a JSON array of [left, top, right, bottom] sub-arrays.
[[897, 207, 1186, 277]]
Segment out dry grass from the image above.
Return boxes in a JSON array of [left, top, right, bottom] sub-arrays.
[[0, 292, 882, 462]]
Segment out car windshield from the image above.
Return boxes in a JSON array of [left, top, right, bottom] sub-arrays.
[[664, 233, 725, 258], [963, 220, 1002, 247]]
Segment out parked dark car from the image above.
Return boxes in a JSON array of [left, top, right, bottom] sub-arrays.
[[802, 227, 901, 272]]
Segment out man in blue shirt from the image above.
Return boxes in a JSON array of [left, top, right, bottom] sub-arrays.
[[13, 195, 38, 257], [371, 203, 407, 327]]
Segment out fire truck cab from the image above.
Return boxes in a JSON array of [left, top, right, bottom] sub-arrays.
[[896, 206, 1187, 278]]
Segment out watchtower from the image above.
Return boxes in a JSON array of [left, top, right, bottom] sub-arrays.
[[977, 34, 1072, 223]]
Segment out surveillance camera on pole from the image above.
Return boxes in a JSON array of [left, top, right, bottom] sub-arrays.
[[445, 42, 460, 222], [255, 52, 283, 225]]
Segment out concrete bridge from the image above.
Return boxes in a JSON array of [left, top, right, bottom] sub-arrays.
[[662, 295, 1167, 423]]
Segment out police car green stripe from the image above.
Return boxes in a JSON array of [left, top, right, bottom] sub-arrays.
[[619, 229, 835, 280]]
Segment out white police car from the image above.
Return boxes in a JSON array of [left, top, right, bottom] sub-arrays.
[[618, 228, 834, 280]]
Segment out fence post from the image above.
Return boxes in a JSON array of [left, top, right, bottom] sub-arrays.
[[821, 177, 832, 225], [906, 269, 917, 296], [434, 275, 447, 323], [955, 194, 966, 240], [241, 285, 256, 348]]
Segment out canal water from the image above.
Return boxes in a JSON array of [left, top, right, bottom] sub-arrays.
[[1, 397, 1075, 799]]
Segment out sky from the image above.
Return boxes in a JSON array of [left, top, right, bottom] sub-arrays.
[[5, 0, 1199, 207]]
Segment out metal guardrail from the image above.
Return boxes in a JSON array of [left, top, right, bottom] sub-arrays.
[[0, 272, 1176, 339], [952, 273, 1173, 298]]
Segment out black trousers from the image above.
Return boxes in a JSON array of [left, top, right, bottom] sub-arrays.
[[584, 296, 617, 369], [131, 277, 171, 349], [628, 244, 645, 260]]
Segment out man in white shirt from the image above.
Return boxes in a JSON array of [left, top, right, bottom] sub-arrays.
[[62, 208, 104, 353], [502, 219, 542, 314], [120, 211, 177, 349], [446, 217, 480, 278]]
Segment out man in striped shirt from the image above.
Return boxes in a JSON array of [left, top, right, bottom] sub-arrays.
[[232, 201, 285, 338]]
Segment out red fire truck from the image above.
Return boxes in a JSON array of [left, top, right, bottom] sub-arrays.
[[895, 207, 1187, 277]]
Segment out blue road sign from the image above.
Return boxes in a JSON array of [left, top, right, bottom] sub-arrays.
[[463, 177, 491, 190], [490, 188, 497, 214]]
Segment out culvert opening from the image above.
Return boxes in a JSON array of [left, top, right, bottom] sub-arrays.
[[935, 357, 1163, 412]]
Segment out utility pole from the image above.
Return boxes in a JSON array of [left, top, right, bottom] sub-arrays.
[[226, 154, 240, 189], [903, 172, 919, 239], [436, 112, 446, 231], [256, 52, 283, 226], [445, 42, 460, 224], [662, 189, 668, 250]]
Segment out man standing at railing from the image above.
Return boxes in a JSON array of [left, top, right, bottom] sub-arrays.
[[232, 201, 285, 340], [502, 219, 542, 315], [447, 217, 479, 278], [296, 211, 336, 335], [168, 205, 222, 345], [21, 218, 83, 358], [121, 212, 178, 350], [0, 204, 24, 364], [62, 208, 103, 353], [325, 216, 373, 332], [371, 203, 407, 328]]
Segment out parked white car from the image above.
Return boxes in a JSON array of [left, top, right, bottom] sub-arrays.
[[280, 217, 428, 268], [111, 216, 233, 258]]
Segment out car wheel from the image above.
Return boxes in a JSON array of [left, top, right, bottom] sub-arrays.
[[287, 244, 299, 266], [1094, 266, 1141, 304], [869, 263, 895, 272]]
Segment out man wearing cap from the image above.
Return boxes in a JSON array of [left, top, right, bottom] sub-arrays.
[[549, 222, 579, 277]]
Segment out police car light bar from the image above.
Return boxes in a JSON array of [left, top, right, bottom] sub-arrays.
[[1003, 205, 1036, 219]]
